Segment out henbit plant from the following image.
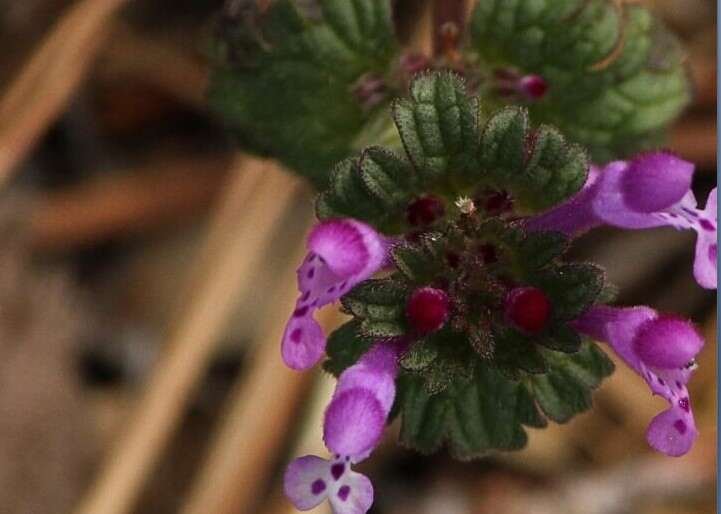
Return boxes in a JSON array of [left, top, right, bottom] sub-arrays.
[[209, 3, 711, 514]]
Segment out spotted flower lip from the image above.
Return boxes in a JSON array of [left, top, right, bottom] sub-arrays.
[[573, 306, 704, 457], [527, 151, 717, 289], [281, 219, 387, 370], [284, 340, 403, 514], [284, 455, 373, 514]]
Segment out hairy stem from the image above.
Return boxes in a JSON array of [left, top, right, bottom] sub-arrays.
[[432, 0, 467, 58]]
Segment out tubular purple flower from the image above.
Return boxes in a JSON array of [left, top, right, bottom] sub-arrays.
[[323, 340, 402, 459], [527, 152, 717, 289], [284, 340, 403, 514], [525, 165, 603, 235], [281, 219, 387, 370], [573, 306, 704, 456]]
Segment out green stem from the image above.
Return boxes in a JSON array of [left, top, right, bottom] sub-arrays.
[[432, 0, 467, 57]]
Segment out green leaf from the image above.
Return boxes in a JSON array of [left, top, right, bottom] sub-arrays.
[[360, 319, 406, 338], [532, 263, 605, 320], [400, 330, 478, 394], [359, 147, 419, 211], [398, 342, 612, 457], [400, 338, 438, 371], [341, 278, 408, 319], [316, 147, 418, 231], [469, 1, 691, 160], [397, 374, 450, 454], [538, 323, 582, 353], [341, 278, 409, 338], [528, 342, 614, 422], [391, 235, 446, 284], [209, 0, 397, 187], [392, 72, 480, 183], [478, 106, 527, 178], [317, 156, 387, 222], [398, 364, 546, 459], [492, 328, 547, 375], [519, 125, 588, 209], [323, 319, 374, 376], [478, 108, 589, 211], [517, 230, 569, 270]]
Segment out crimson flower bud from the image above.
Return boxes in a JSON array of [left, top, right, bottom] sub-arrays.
[[406, 195, 445, 226], [406, 287, 450, 334], [505, 287, 551, 334], [518, 74, 548, 100]]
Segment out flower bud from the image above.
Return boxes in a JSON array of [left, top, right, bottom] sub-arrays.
[[406, 287, 450, 334], [406, 195, 445, 226], [505, 287, 551, 334], [518, 74, 548, 100]]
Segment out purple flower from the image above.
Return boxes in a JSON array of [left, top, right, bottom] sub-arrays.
[[527, 151, 717, 289], [284, 340, 403, 513], [282, 219, 387, 370], [284, 455, 372, 514], [573, 306, 704, 456]]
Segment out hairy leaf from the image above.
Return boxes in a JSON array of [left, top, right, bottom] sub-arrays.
[[210, 0, 397, 187], [470, 1, 691, 160]]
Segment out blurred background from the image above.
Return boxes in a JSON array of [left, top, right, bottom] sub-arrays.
[[0, 1, 715, 513]]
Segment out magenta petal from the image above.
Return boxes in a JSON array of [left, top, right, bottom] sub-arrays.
[[284, 455, 331, 510], [646, 405, 698, 457], [282, 219, 388, 371], [623, 152, 694, 213], [634, 316, 704, 369], [573, 305, 656, 372], [334, 342, 400, 414], [328, 469, 374, 514], [693, 188, 717, 289], [281, 313, 325, 370], [323, 388, 385, 458], [593, 161, 668, 229], [308, 219, 384, 278], [525, 166, 602, 235], [574, 305, 702, 457], [284, 455, 375, 514]]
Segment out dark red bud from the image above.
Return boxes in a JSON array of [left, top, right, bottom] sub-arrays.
[[406, 287, 450, 335], [518, 74, 548, 100], [505, 287, 551, 334], [445, 251, 460, 268], [406, 195, 445, 226], [400, 53, 430, 75], [484, 191, 513, 215], [478, 244, 497, 264], [353, 73, 386, 109]]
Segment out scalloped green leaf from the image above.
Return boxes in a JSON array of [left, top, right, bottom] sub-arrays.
[[391, 235, 446, 284], [209, 0, 397, 187], [399, 341, 611, 457], [317, 147, 418, 231], [398, 364, 546, 458], [341, 278, 408, 320], [479, 108, 589, 210], [470, 1, 691, 160], [528, 342, 614, 422], [317, 156, 387, 221], [392, 72, 481, 183], [323, 319, 374, 376], [532, 263, 605, 321]]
